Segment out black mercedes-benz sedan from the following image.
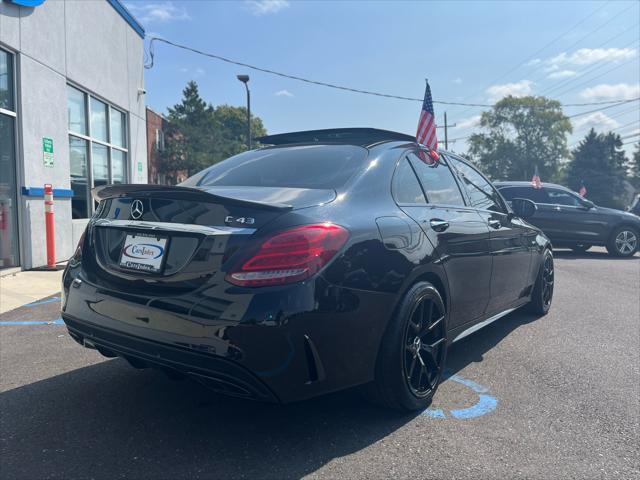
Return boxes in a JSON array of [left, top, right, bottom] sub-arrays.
[[495, 181, 640, 257], [62, 128, 552, 411]]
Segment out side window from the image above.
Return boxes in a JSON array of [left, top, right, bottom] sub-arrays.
[[392, 158, 427, 205], [498, 186, 549, 203], [546, 188, 582, 206], [449, 157, 506, 213], [407, 153, 466, 206]]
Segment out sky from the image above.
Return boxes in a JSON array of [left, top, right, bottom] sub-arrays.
[[127, 0, 640, 156]]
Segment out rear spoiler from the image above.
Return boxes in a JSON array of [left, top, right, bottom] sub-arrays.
[[92, 184, 294, 211]]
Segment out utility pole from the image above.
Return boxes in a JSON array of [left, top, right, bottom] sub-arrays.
[[436, 111, 456, 149]]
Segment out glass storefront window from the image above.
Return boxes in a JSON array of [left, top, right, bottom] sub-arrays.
[[0, 48, 19, 269], [90, 97, 108, 143], [110, 108, 126, 148], [67, 86, 87, 135], [0, 50, 14, 111], [67, 85, 129, 218], [111, 149, 126, 184], [92, 143, 109, 188], [69, 137, 89, 219]]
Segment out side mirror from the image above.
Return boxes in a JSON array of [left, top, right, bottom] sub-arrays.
[[581, 199, 595, 210], [511, 198, 537, 219]]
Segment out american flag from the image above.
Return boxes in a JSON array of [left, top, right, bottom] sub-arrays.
[[531, 165, 542, 189], [579, 181, 587, 197], [416, 81, 438, 150]]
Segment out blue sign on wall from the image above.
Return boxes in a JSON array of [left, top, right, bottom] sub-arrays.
[[8, 0, 46, 6]]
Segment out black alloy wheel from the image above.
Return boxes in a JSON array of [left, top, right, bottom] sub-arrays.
[[403, 296, 446, 398], [541, 253, 554, 309], [365, 282, 448, 411], [528, 249, 554, 315]]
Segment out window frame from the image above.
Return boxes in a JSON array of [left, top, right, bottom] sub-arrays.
[[446, 154, 509, 214], [405, 150, 468, 208], [496, 185, 550, 204], [0, 46, 21, 268], [67, 83, 129, 218], [543, 187, 586, 208], [391, 155, 428, 206]]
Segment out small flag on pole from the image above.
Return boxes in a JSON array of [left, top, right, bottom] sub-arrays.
[[531, 166, 542, 189], [579, 181, 587, 197], [416, 80, 438, 150]]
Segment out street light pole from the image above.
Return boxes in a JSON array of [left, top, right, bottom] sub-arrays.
[[237, 75, 251, 150]]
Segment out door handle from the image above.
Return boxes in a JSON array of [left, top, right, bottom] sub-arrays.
[[553, 206, 561, 211], [488, 219, 501, 229], [429, 219, 450, 232]]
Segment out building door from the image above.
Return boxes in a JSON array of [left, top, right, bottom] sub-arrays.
[[0, 48, 20, 269]]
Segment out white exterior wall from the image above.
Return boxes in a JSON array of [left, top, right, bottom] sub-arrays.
[[0, 0, 147, 269]]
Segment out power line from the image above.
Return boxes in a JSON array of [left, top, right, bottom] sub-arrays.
[[536, 34, 639, 96], [567, 98, 639, 118], [529, 22, 639, 90], [545, 57, 639, 99], [146, 36, 639, 110], [611, 119, 640, 132], [620, 132, 640, 140], [447, 2, 610, 116]]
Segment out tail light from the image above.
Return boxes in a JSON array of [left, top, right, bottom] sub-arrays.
[[226, 223, 349, 287]]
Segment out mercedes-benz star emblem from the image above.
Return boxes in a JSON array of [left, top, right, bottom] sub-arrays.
[[130, 199, 144, 220]]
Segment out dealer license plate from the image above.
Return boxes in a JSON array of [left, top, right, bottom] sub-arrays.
[[119, 234, 168, 273]]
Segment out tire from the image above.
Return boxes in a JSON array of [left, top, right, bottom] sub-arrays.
[[571, 244, 591, 253], [606, 226, 639, 257], [364, 282, 447, 411], [527, 249, 554, 316]]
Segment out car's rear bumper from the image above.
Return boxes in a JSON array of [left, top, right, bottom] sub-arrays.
[[61, 265, 397, 403], [63, 313, 279, 402]]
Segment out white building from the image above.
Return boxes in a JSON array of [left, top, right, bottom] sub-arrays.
[[0, 0, 148, 270]]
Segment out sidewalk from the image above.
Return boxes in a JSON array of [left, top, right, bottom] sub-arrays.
[[0, 267, 65, 314]]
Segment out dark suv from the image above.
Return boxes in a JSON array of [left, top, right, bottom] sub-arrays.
[[495, 181, 640, 257], [629, 194, 640, 217]]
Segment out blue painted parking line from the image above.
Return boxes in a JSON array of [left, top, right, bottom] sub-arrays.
[[23, 296, 60, 308], [0, 318, 64, 325], [422, 373, 498, 419]]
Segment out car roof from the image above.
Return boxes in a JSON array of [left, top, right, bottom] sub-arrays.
[[494, 181, 567, 189], [258, 128, 417, 148]]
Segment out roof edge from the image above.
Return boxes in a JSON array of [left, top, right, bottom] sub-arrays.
[[107, 0, 145, 39]]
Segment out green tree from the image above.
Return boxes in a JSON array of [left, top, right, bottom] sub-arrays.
[[565, 129, 628, 208], [467, 96, 572, 181], [628, 143, 640, 190], [161, 81, 266, 176]]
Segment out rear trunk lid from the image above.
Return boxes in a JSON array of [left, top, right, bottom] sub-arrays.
[[83, 184, 335, 293]]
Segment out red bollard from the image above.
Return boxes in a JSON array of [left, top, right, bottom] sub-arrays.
[[44, 183, 56, 268]]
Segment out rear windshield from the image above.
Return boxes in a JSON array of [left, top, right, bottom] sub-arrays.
[[182, 145, 368, 190]]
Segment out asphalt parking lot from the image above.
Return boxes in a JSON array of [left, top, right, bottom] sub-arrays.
[[1, 248, 638, 479]]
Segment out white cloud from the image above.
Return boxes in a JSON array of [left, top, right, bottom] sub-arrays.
[[178, 67, 205, 77], [274, 89, 294, 97], [246, 0, 290, 15], [580, 83, 640, 100], [547, 70, 577, 80], [125, 2, 190, 24], [453, 77, 462, 84], [486, 80, 533, 102], [525, 58, 542, 67], [573, 112, 619, 132], [456, 115, 481, 129], [548, 47, 636, 67]]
